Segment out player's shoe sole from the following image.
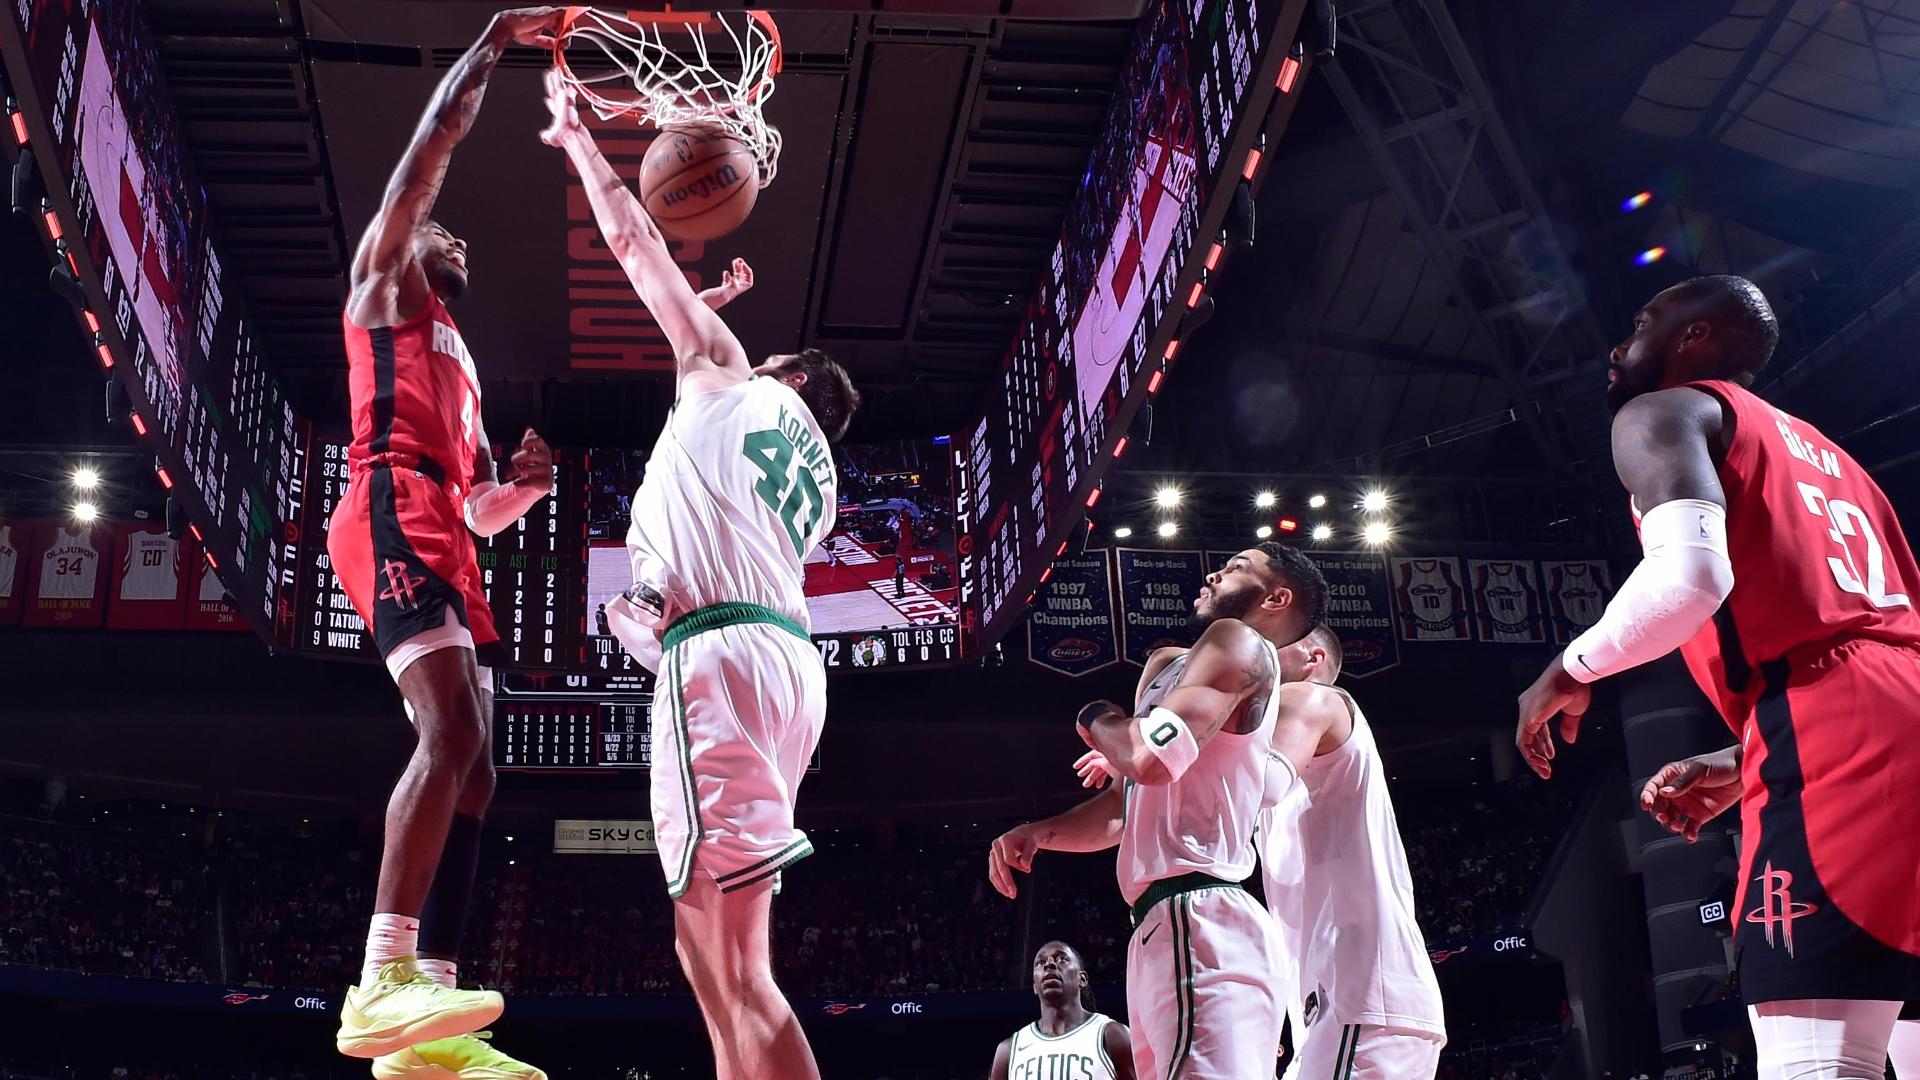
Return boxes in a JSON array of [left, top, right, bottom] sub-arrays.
[[335, 963, 505, 1059], [370, 1033, 546, 1080]]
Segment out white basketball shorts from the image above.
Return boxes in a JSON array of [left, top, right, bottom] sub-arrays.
[[1292, 1020, 1443, 1080], [1126, 883, 1284, 1079]]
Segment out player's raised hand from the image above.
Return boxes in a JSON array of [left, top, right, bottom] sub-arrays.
[[539, 67, 584, 147], [506, 428, 555, 493], [494, 7, 567, 48], [1515, 657, 1590, 780], [698, 258, 754, 310], [1640, 748, 1742, 842], [988, 824, 1041, 900], [1074, 750, 1116, 790], [1074, 699, 1126, 751]]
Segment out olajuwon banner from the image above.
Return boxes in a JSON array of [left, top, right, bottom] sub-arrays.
[[553, 819, 657, 855]]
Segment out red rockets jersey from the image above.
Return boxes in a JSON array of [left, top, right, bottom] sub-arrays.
[[343, 293, 482, 482], [1646, 380, 1920, 728]]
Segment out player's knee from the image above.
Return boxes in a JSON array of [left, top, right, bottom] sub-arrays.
[[415, 703, 487, 767], [460, 752, 497, 804]]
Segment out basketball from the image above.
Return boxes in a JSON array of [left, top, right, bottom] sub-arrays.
[[637, 127, 759, 241]]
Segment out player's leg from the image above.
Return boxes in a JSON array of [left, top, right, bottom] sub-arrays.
[[1175, 888, 1286, 1078], [1888, 1019, 1920, 1077], [672, 875, 818, 1080], [1122, 915, 1173, 1080], [1748, 999, 1900, 1080], [1345, 1028, 1443, 1080], [1292, 1020, 1360, 1080]]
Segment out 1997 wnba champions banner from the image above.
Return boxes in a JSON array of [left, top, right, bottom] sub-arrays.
[[1304, 551, 1399, 678], [1027, 551, 1119, 677], [1115, 548, 1207, 666]]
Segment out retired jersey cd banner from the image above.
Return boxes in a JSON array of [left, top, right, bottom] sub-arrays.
[[1390, 556, 1470, 642], [1115, 548, 1205, 666], [1467, 559, 1547, 644], [1027, 550, 1119, 676], [1304, 551, 1399, 678], [106, 524, 188, 630], [24, 522, 112, 629], [185, 549, 250, 632], [1542, 560, 1614, 645]]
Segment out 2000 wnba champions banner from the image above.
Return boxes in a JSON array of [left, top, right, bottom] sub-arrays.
[[1027, 551, 1119, 677], [1114, 548, 1206, 666], [1303, 551, 1399, 678]]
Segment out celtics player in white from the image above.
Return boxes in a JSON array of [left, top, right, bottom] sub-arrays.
[[543, 71, 860, 1080], [992, 543, 1329, 1078], [991, 941, 1136, 1080]]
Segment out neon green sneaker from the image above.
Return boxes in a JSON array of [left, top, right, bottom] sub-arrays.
[[371, 1032, 547, 1080], [335, 957, 504, 1059]]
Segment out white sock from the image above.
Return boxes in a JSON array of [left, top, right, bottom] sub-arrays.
[[361, 913, 419, 985], [416, 958, 458, 989]]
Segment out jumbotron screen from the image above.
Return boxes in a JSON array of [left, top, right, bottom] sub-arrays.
[[1, 0, 302, 638], [952, 0, 1292, 651]]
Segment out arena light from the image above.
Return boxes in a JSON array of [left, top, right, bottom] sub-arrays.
[[1253, 490, 1277, 509], [1112, 526, 1134, 539], [1085, 486, 1103, 508], [1361, 489, 1389, 513], [1157, 521, 1178, 538], [1039, 566, 1054, 585], [1255, 525, 1273, 539], [154, 461, 174, 490], [1311, 523, 1333, 541], [1621, 190, 1652, 212], [39, 197, 60, 240], [72, 466, 100, 491], [1204, 240, 1224, 271], [1308, 493, 1327, 509], [1635, 246, 1667, 266], [1277, 53, 1302, 94], [187, 522, 204, 543], [1055, 540, 1069, 558], [7, 101, 26, 147], [72, 500, 98, 524], [203, 549, 219, 572], [95, 340, 114, 369], [1112, 435, 1129, 459], [128, 411, 147, 436], [1147, 368, 1165, 395], [1186, 279, 1206, 309], [1277, 518, 1299, 533], [1241, 146, 1263, 182], [1363, 521, 1391, 546], [1164, 337, 1181, 361], [82, 309, 99, 333], [1154, 485, 1182, 509]]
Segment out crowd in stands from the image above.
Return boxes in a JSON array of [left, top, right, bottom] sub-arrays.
[[0, 822, 208, 982], [1398, 777, 1571, 942]]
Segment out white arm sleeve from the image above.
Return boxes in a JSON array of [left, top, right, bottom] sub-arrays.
[[463, 479, 548, 537], [1563, 499, 1735, 683]]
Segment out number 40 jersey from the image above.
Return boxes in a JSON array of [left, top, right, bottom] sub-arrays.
[[1651, 380, 1920, 727], [625, 375, 838, 636]]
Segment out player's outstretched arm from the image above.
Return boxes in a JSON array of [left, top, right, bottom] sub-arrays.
[[1517, 387, 1734, 778], [1077, 619, 1271, 787], [539, 69, 749, 389], [1104, 1022, 1137, 1080], [464, 427, 555, 537], [987, 787, 1125, 899], [1641, 744, 1742, 842], [987, 1036, 1012, 1080], [350, 8, 561, 323]]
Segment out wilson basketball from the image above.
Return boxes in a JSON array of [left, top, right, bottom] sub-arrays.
[[637, 128, 759, 241]]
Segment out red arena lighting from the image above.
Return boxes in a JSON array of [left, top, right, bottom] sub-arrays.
[[1112, 435, 1129, 459], [1277, 518, 1300, 533], [1277, 54, 1302, 94]]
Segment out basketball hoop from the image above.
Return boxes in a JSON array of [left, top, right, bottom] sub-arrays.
[[553, 6, 784, 187]]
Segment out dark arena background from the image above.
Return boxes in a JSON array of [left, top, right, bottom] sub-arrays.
[[4, 0, 1920, 1077]]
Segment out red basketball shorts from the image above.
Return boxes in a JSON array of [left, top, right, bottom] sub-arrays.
[[327, 464, 504, 674], [1735, 639, 1920, 1012]]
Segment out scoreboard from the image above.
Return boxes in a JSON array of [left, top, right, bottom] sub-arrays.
[[952, 0, 1297, 651], [1, 0, 302, 637]]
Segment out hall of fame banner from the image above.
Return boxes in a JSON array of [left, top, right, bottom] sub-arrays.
[[1027, 551, 1120, 677], [0, 519, 30, 626], [1114, 548, 1206, 666], [1541, 560, 1614, 645], [1303, 551, 1399, 678], [1466, 559, 1548, 645], [1389, 556, 1471, 642]]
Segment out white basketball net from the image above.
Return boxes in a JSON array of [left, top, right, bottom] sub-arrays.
[[555, 8, 784, 187]]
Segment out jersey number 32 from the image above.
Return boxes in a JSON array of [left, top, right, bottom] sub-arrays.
[[744, 428, 825, 558]]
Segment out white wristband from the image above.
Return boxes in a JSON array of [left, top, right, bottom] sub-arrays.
[[1563, 499, 1734, 683], [1142, 706, 1201, 783], [464, 479, 547, 537]]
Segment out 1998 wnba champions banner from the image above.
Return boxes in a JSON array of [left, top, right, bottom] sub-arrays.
[[1304, 551, 1399, 678], [1115, 548, 1207, 666], [1027, 551, 1120, 677]]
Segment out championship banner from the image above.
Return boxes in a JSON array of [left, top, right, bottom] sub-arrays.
[[1542, 560, 1614, 645], [1115, 548, 1206, 666], [23, 521, 112, 629], [184, 550, 249, 632], [1467, 559, 1547, 644], [106, 524, 187, 630], [1304, 551, 1399, 678], [1389, 556, 1471, 642], [553, 819, 657, 855], [0, 519, 30, 626], [1027, 550, 1120, 676]]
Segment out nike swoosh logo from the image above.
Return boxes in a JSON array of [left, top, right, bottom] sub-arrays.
[[1141, 924, 1161, 945]]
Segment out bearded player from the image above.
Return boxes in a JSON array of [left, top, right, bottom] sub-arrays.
[[325, 9, 562, 1077], [540, 72, 860, 1080], [989, 941, 1135, 1080], [991, 544, 1328, 1077], [1516, 275, 1920, 1076]]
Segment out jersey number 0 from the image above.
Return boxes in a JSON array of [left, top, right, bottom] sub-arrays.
[[743, 428, 825, 558]]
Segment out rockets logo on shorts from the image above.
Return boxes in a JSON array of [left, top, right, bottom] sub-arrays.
[[1745, 861, 1818, 958], [378, 559, 428, 610]]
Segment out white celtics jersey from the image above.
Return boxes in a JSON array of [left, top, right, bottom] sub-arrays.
[[1117, 643, 1278, 905], [119, 530, 180, 600], [1005, 1012, 1119, 1080], [40, 527, 101, 599], [627, 376, 837, 629], [0, 525, 17, 598], [1274, 691, 1445, 1037]]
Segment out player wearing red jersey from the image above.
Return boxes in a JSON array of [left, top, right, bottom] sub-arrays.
[[323, 10, 563, 1078], [1516, 276, 1920, 1078]]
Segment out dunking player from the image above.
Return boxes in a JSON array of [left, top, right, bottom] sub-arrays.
[[540, 71, 861, 1080], [1079, 624, 1446, 1078], [989, 941, 1136, 1080], [325, 10, 563, 1078], [1515, 276, 1920, 1076], [990, 544, 1328, 1077]]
